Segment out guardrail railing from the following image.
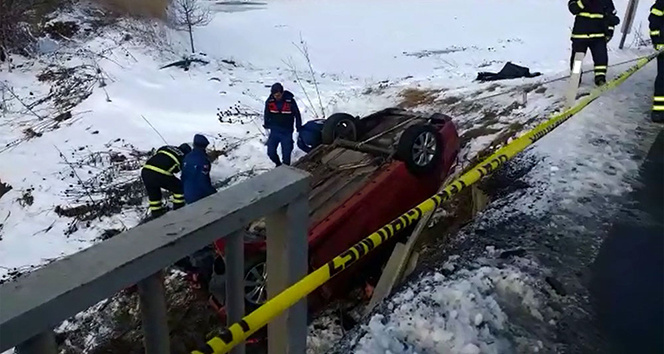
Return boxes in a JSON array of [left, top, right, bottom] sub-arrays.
[[0, 166, 311, 354]]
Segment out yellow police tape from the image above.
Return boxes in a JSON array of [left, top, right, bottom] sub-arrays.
[[192, 51, 659, 354]]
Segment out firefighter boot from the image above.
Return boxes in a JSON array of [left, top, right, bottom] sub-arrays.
[[594, 75, 606, 86], [652, 111, 664, 123], [149, 208, 168, 219]]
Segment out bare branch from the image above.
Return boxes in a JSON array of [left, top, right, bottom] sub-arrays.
[[281, 57, 318, 118], [167, 0, 212, 52], [293, 34, 326, 118]]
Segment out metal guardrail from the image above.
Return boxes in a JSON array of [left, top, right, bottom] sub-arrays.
[[0, 166, 311, 354]]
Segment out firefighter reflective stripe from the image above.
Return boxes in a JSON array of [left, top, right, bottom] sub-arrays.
[[652, 7, 664, 16], [652, 30, 661, 36], [149, 200, 162, 206], [143, 164, 173, 176], [172, 193, 185, 203], [149, 203, 164, 211], [608, 26, 615, 31], [658, 44, 664, 50], [655, 96, 664, 111], [577, 0, 584, 9], [595, 65, 607, 75], [571, 33, 606, 39], [578, 12, 604, 18], [159, 150, 181, 169]]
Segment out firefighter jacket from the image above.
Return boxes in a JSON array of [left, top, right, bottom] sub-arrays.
[[263, 90, 303, 133], [568, 0, 620, 40], [650, 0, 664, 50], [143, 145, 188, 176]]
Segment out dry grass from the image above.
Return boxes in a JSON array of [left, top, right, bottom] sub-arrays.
[[96, 0, 170, 19], [397, 88, 441, 109]]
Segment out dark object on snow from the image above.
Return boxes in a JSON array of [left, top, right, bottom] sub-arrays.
[[297, 119, 325, 153], [546, 276, 567, 296], [160, 57, 210, 71], [476, 62, 542, 82], [499, 248, 527, 259], [54, 111, 72, 122]]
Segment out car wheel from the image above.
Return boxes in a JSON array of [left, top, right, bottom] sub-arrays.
[[244, 257, 268, 309], [396, 123, 443, 175], [321, 113, 359, 144]]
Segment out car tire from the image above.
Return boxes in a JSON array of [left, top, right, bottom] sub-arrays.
[[321, 113, 359, 144], [243, 255, 268, 311], [396, 123, 443, 176]]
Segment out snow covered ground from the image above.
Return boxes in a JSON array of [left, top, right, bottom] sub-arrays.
[[0, 0, 659, 352]]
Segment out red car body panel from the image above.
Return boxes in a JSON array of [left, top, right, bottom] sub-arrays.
[[212, 111, 460, 313]]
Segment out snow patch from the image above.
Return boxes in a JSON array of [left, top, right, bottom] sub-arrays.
[[354, 265, 544, 354]]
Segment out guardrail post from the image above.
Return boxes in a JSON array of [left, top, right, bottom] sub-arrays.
[[266, 195, 308, 354], [137, 271, 170, 354], [566, 52, 585, 109], [226, 231, 245, 354], [14, 330, 57, 354]]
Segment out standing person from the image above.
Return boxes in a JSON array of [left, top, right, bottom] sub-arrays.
[[568, 0, 620, 86], [263, 82, 303, 166], [178, 133, 217, 292], [650, 0, 664, 123], [182, 134, 217, 203], [141, 143, 191, 219]]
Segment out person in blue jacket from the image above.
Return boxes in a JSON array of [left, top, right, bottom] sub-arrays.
[[297, 119, 325, 153], [264, 83, 302, 166], [181, 134, 217, 204]]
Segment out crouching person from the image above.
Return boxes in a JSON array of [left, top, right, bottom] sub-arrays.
[[297, 119, 325, 153], [141, 143, 191, 219]]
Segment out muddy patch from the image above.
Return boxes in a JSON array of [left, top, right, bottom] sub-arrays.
[[397, 88, 442, 108]]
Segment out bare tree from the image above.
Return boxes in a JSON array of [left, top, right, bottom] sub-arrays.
[[167, 0, 212, 53]]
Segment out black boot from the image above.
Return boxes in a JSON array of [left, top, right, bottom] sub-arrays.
[[594, 76, 606, 86], [149, 208, 167, 219], [652, 111, 664, 123]]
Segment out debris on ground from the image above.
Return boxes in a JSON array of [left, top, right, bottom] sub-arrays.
[[0, 180, 12, 200]]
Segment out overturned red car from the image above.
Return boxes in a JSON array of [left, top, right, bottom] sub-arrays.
[[187, 107, 460, 321]]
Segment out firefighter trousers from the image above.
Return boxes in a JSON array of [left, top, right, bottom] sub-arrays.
[[140, 168, 185, 214], [654, 53, 664, 113], [570, 39, 608, 82]]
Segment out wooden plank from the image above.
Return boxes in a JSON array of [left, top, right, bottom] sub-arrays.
[[365, 165, 459, 316]]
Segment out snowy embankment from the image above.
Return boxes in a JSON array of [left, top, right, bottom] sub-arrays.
[[0, 0, 657, 352]]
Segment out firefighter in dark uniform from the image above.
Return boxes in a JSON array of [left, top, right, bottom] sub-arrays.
[[141, 143, 192, 218], [568, 0, 620, 86], [650, 0, 664, 123]]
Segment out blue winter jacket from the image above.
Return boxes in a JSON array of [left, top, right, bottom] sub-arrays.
[[182, 147, 217, 204], [297, 119, 325, 152]]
